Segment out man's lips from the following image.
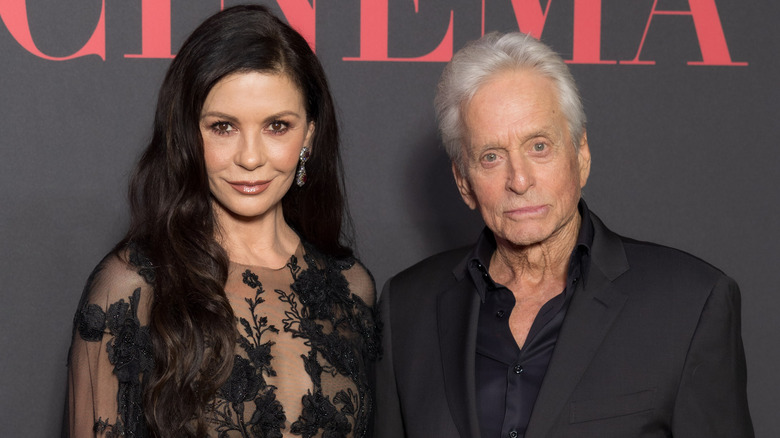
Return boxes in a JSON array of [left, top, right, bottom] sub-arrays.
[[228, 180, 271, 194], [505, 204, 548, 217]]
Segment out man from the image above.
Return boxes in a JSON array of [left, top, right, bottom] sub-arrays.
[[374, 32, 753, 438]]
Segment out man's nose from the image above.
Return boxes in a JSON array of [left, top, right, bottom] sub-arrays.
[[507, 154, 534, 194]]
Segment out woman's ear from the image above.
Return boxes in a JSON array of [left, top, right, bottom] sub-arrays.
[[304, 121, 315, 149]]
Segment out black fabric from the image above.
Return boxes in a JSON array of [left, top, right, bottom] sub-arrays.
[[373, 208, 753, 438], [64, 240, 380, 438], [467, 203, 593, 438]]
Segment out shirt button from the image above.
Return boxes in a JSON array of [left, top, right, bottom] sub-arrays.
[[496, 310, 505, 318], [509, 431, 519, 438], [514, 364, 524, 374]]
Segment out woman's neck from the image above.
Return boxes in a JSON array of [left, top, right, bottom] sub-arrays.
[[213, 203, 300, 269]]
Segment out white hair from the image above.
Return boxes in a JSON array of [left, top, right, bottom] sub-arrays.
[[434, 32, 586, 173]]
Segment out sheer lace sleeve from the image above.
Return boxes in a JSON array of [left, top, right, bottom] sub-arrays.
[[341, 259, 377, 308], [340, 258, 381, 362], [65, 250, 154, 437]]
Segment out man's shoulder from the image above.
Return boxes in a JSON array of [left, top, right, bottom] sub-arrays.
[[399, 246, 471, 276], [593, 214, 730, 288], [622, 235, 724, 275], [384, 246, 471, 296]]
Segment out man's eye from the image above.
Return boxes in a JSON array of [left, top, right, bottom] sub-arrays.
[[533, 142, 546, 152], [483, 153, 497, 162]]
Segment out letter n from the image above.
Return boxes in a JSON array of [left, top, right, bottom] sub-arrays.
[[275, 0, 316, 51]]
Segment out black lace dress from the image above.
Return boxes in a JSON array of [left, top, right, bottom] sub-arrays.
[[64, 241, 380, 437]]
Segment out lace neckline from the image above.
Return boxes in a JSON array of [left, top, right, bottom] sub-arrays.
[[228, 240, 304, 272]]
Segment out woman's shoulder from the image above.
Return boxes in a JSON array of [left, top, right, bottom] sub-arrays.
[[340, 257, 376, 303], [77, 244, 155, 319], [302, 241, 377, 306]]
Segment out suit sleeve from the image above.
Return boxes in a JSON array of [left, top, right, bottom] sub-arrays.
[[671, 275, 754, 437], [373, 278, 407, 437]]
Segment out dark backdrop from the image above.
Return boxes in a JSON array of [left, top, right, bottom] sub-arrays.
[[1, 1, 777, 436]]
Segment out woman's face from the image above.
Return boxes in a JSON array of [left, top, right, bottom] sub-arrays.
[[200, 71, 314, 222]]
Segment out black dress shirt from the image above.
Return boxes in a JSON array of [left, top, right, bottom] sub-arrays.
[[465, 201, 594, 438]]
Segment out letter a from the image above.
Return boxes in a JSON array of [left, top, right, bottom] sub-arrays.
[[622, 0, 746, 66]]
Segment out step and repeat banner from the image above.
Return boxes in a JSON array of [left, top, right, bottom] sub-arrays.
[[1, 1, 777, 435]]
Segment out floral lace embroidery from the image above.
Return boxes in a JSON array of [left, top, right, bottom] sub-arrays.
[[76, 287, 153, 438], [73, 243, 379, 437], [211, 269, 286, 436]]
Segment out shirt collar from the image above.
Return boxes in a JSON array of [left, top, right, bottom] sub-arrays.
[[459, 199, 595, 302]]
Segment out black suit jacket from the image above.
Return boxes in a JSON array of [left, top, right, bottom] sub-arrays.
[[374, 212, 753, 437]]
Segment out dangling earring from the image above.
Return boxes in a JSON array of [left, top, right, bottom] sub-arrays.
[[296, 147, 310, 187]]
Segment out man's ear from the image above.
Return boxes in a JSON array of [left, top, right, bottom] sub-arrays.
[[577, 132, 591, 189], [452, 161, 477, 210]]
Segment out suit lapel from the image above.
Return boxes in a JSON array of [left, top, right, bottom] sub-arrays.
[[437, 279, 482, 438], [526, 213, 631, 438]]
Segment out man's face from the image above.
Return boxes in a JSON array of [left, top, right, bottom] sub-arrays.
[[455, 69, 591, 249]]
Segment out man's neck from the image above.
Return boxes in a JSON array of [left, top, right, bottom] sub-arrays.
[[489, 212, 581, 292]]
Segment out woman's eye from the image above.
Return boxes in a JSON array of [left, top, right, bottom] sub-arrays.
[[211, 121, 235, 135], [268, 121, 289, 134]]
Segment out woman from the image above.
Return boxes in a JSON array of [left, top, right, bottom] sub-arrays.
[[65, 5, 380, 437]]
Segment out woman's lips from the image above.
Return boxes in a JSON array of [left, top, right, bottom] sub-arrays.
[[228, 180, 271, 195]]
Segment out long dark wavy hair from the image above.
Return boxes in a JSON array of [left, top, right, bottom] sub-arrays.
[[116, 5, 352, 436]]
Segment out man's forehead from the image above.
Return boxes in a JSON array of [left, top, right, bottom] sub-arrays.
[[464, 74, 561, 131], [466, 70, 557, 114]]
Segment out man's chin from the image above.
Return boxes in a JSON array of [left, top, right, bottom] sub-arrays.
[[492, 229, 551, 249]]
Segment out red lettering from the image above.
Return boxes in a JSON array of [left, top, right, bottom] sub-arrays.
[[275, 0, 316, 51], [0, 0, 746, 66], [126, 0, 315, 58], [0, 0, 105, 60], [483, 1, 615, 65], [343, 0, 453, 62], [568, 0, 615, 64], [499, 0, 552, 39], [125, 0, 173, 59], [622, 0, 747, 66]]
